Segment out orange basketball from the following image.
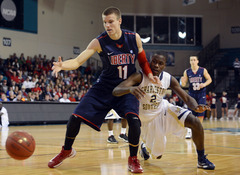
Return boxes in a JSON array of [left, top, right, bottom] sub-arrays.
[[5, 131, 35, 160]]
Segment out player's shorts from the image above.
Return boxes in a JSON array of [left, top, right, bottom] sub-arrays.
[[189, 91, 206, 117], [105, 109, 121, 120], [72, 81, 139, 131], [237, 103, 240, 109], [221, 103, 227, 108], [140, 99, 191, 158], [211, 104, 216, 109]]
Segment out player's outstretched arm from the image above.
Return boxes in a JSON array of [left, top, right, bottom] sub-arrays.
[[135, 33, 160, 84], [112, 73, 145, 99], [52, 39, 100, 77]]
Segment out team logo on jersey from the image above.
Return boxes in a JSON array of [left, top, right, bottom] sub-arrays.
[[116, 43, 123, 48], [110, 54, 135, 65]]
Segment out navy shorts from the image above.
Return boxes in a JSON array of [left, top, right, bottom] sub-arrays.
[[221, 103, 227, 108], [237, 103, 240, 109], [73, 81, 139, 131], [211, 104, 216, 109], [189, 91, 206, 117]]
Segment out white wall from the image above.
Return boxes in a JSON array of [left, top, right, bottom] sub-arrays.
[[0, 0, 239, 74]]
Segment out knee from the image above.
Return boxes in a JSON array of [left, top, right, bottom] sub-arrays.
[[185, 114, 202, 130], [126, 114, 141, 127]]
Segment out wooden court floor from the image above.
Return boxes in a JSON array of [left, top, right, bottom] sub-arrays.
[[0, 118, 240, 175]]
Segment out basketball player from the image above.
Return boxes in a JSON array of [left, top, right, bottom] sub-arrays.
[[0, 102, 9, 128], [48, 7, 159, 173], [112, 53, 215, 170], [105, 109, 128, 143], [180, 56, 212, 139]]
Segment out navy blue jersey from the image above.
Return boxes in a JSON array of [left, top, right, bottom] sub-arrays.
[[97, 29, 138, 86], [186, 67, 206, 94]]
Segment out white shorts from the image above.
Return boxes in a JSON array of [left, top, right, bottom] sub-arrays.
[[141, 99, 191, 158], [105, 109, 121, 120]]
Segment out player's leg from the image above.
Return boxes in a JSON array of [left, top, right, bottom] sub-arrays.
[[184, 113, 215, 170], [115, 94, 143, 173], [48, 88, 110, 168], [118, 118, 128, 142], [107, 119, 118, 143], [48, 114, 81, 168], [126, 113, 143, 173]]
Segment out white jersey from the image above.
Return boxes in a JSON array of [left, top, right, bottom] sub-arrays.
[[138, 71, 191, 158], [0, 107, 9, 127], [139, 71, 171, 122]]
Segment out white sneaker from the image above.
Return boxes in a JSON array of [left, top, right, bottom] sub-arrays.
[[185, 128, 192, 139]]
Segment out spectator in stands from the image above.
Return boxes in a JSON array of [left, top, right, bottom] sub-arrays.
[[2, 80, 8, 93], [53, 94, 60, 102], [20, 86, 28, 98], [8, 91, 15, 101], [22, 77, 34, 93], [59, 93, 71, 103], [13, 94, 23, 102], [68, 91, 76, 102], [0, 93, 9, 102], [27, 92, 35, 102], [43, 94, 51, 102], [233, 57, 240, 82]]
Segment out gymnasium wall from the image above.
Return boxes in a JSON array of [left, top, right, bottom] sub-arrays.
[[3, 102, 78, 125], [0, 0, 239, 75]]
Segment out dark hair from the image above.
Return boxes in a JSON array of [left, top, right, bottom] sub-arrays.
[[102, 7, 121, 19], [151, 51, 167, 62]]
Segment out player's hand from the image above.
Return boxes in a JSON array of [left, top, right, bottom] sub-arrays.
[[180, 76, 187, 87], [194, 104, 210, 113], [148, 73, 161, 85], [52, 56, 63, 77], [130, 87, 146, 100], [199, 83, 205, 89]]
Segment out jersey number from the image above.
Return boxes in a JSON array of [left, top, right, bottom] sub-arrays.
[[117, 65, 128, 79], [150, 95, 156, 103], [192, 83, 200, 90]]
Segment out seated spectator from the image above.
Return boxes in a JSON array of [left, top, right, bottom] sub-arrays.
[[2, 80, 8, 93], [13, 94, 24, 102], [68, 91, 76, 102], [21, 86, 28, 98], [53, 94, 59, 102], [32, 83, 42, 93], [22, 77, 34, 92], [0, 93, 9, 102], [8, 91, 15, 101], [59, 93, 70, 102], [27, 92, 35, 102], [43, 94, 52, 102]]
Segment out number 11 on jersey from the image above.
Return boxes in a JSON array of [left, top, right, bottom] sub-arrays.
[[117, 65, 128, 79]]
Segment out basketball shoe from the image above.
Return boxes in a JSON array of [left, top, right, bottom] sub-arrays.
[[128, 156, 143, 173], [107, 135, 118, 143], [118, 134, 128, 143], [139, 142, 150, 160], [48, 146, 76, 168], [198, 155, 215, 170]]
